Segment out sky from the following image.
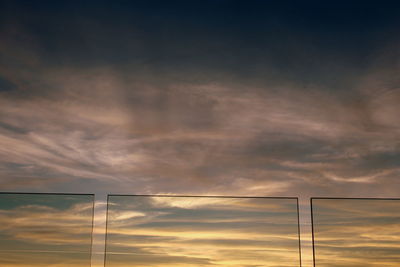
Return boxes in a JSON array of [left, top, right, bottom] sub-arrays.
[[0, 193, 94, 267], [312, 198, 400, 267], [0, 0, 400, 266], [105, 196, 300, 267]]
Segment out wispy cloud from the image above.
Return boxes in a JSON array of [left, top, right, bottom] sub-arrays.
[[1, 68, 399, 197], [1, 3, 400, 266], [0, 194, 93, 266], [105, 196, 300, 267], [312, 199, 400, 267]]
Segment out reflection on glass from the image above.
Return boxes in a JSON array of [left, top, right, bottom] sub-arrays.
[[0, 193, 94, 267], [312, 198, 400, 267], [105, 195, 301, 267]]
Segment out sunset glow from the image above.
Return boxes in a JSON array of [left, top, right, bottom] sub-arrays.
[[0, 193, 94, 267], [1, 1, 400, 266], [312, 198, 400, 267], [105, 196, 301, 267]]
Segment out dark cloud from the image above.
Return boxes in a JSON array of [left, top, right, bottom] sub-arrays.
[[0, 121, 28, 134], [2, 1, 400, 88], [0, 77, 16, 92]]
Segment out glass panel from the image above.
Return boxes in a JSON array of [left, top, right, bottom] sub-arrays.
[[311, 198, 400, 267], [0, 193, 94, 267], [105, 195, 301, 267]]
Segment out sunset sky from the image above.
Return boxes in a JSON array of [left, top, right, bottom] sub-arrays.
[[312, 198, 400, 267], [105, 196, 300, 267], [0, 1, 400, 266], [0, 193, 94, 267]]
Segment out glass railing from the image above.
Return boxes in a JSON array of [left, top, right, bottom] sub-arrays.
[[0, 193, 94, 267], [2, 193, 400, 267], [104, 195, 301, 267], [311, 198, 400, 267]]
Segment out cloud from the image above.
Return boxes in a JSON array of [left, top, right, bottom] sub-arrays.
[[312, 199, 400, 267], [0, 3, 400, 266], [0, 201, 93, 247], [0, 63, 399, 198], [0, 3, 399, 198], [105, 196, 300, 267], [0, 194, 94, 266]]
